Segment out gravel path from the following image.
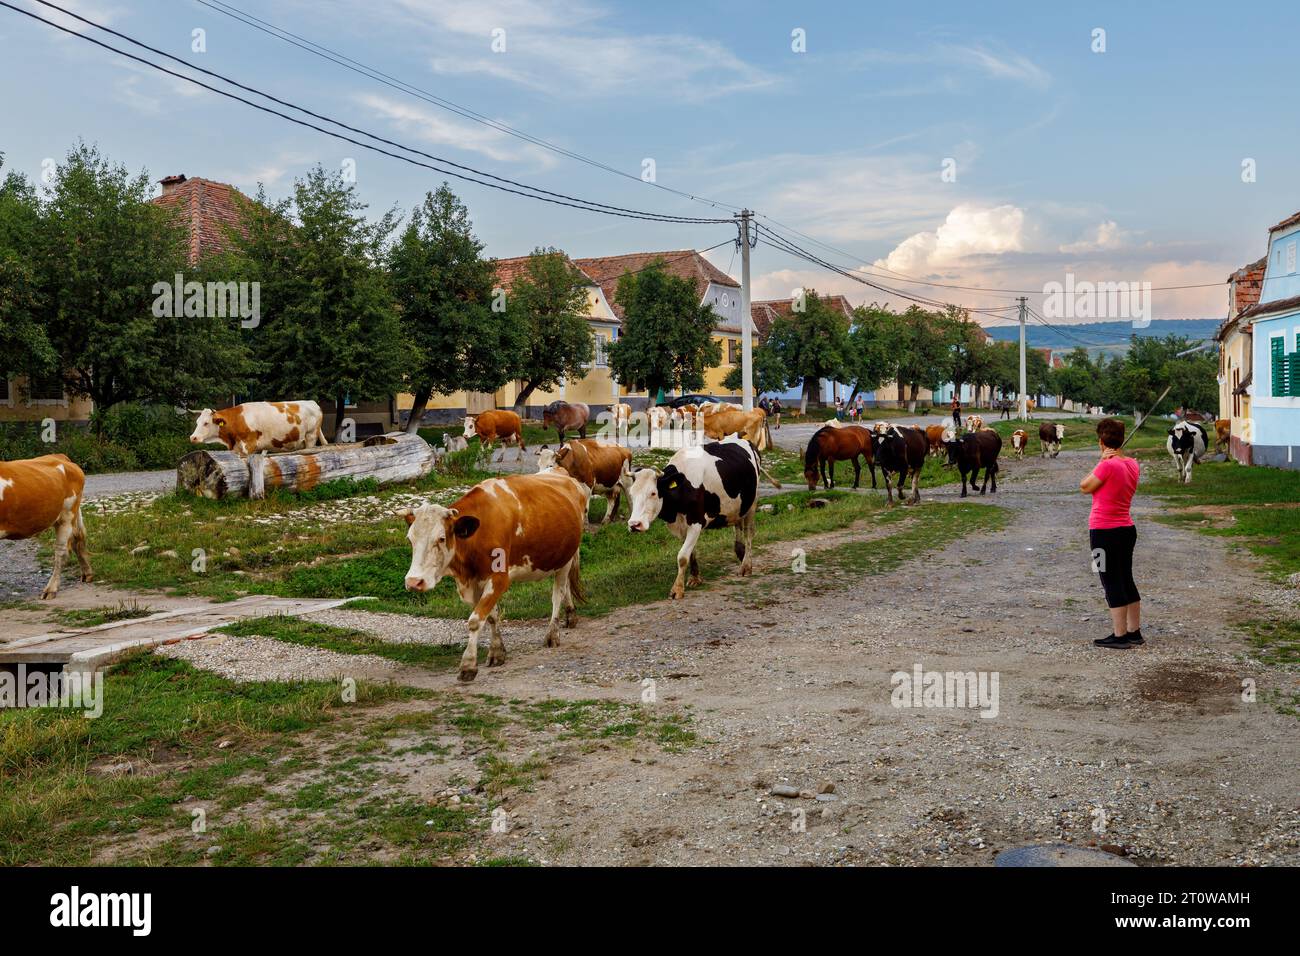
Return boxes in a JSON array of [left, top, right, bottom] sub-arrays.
[[154, 633, 399, 683]]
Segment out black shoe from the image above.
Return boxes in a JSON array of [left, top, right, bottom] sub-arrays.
[[1125, 630, 1145, 646], [1093, 634, 1132, 649]]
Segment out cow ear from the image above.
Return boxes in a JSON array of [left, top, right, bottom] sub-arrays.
[[401, 508, 415, 526], [452, 514, 480, 539], [213, 416, 226, 427]]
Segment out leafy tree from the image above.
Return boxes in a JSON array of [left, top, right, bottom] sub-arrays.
[[940, 307, 995, 405], [607, 260, 720, 400], [387, 185, 518, 432], [721, 339, 788, 395], [31, 144, 251, 420], [505, 248, 593, 412], [1051, 347, 1102, 409], [0, 156, 55, 378], [764, 290, 850, 412], [890, 306, 949, 411], [842, 303, 895, 403], [222, 165, 406, 437]]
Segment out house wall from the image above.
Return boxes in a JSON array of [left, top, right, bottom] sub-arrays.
[[1250, 309, 1300, 469], [1261, 225, 1300, 303], [1218, 327, 1253, 465], [0, 375, 95, 425]]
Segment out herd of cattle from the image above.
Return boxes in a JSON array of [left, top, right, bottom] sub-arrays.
[[0, 396, 1224, 683]]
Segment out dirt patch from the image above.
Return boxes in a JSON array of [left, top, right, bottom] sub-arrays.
[[1135, 663, 1245, 713]]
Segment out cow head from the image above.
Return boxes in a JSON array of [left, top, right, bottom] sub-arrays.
[[943, 438, 963, 467], [402, 504, 479, 592], [189, 409, 222, 445], [536, 446, 558, 472], [620, 467, 665, 532], [462, 416, 477, 439]]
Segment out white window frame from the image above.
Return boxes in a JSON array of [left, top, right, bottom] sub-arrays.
[[1289, 240, 1297, 275]]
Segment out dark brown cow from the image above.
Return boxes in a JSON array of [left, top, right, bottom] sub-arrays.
[[945, 429, 1002, 497], [1039, 421, 1063, 458], [804, 424, 876, 490], [0, 454, 92, 598], [542, 400, 590, 441], [402, 472, 587, 682]]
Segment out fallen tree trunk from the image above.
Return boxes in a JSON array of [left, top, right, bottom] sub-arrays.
[[176, 432, 435, 500]]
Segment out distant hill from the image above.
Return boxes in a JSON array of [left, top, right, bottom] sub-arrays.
[[982, 318, 1220, 356]]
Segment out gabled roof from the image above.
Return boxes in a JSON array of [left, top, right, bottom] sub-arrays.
[[750, 302, 781, 340], [572, 250, 739, 320], [1268, 210, 1300, 234], [1217, 256, 1267, 341], [148, 175, 250, 264], [492, 252, 596, 292], [1239, 293, 1300, 322]]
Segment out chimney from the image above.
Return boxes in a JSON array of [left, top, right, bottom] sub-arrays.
[[159, 174, 187, 195]]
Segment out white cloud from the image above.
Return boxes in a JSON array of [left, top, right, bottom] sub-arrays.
[[1059, 220, 1128, 254], [388, 0, 773, 99], [355, 93, 555, 167], [877, 204, 1027, 274], [849, 43, 1050, 88]]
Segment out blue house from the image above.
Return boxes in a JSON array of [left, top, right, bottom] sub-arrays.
[[1239, 209, 1300, 470]]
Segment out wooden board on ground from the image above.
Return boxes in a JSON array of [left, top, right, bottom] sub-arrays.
[[0, 595, 357, 669], [176, 432, 434, 499]]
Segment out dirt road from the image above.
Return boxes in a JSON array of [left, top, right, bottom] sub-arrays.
[[378, 448, 1297, 866]]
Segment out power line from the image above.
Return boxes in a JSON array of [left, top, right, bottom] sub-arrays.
[[9, 0, 733, 225], [190, 0, 740, 215]]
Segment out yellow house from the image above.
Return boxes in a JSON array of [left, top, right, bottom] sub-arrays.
[[0, 372, 95, 426], [1217, 256, 1265, 464]]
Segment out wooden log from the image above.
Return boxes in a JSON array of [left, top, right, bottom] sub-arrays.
[[176, 432, 434, 500]]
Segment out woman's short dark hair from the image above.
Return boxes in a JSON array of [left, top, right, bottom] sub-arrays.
[[1097, 418, 1125, 449]]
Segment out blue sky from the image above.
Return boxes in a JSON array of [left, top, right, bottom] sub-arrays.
[[3, 0, 1298, 324]]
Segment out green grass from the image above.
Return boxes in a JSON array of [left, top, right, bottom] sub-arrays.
[[982, 414, 1169, 454], [0, 653, 423, 865], [1145, 460, 1300, 581], [46, 600, 156, 629], [1237, 618, 1300, 669]]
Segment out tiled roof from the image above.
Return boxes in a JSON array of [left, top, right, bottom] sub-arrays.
[[750, 302, 781, 340], [572, 250, 739, 320], [148, 175, 250, 264], [1239, 293, 1300, 321], [491, 252, 596, 292], [1268, 210, 1300, 233], [1217, 256, 1268, 340]]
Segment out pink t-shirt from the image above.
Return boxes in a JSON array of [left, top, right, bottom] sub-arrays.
[[1088, 456, 1140, 529]]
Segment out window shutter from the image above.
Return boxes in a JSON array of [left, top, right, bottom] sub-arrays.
[[1273, 337, 1289, 397]]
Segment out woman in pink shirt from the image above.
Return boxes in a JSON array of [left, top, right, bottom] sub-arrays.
[[1079, 418, 1143, 649]]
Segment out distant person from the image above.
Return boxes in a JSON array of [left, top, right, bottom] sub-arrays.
[[835, 397, 844, 420], [951, 396, 961, 430], [1000, 399, 1012, 421], [1080, 418, 1143, 649], [758, 396, 770, 415], [770, 396, 782, 429]]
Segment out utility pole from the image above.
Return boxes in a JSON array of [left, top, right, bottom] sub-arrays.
[[737, 209, 754, 411], [1017, 296, 1028, 421]]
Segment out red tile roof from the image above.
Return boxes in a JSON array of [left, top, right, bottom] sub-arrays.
[[572, 250, 738, 320], [148, 175, 250, 264], [1217, 256, 1267, 340], [492, 252, 596, 291]]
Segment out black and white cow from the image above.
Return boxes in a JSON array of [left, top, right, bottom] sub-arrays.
[[871, 425, 928, 505], [1167, 420, 1208, 484], [621, 437, 759, 599]]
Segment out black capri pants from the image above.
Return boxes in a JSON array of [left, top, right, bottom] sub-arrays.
[[1090, 524, 1140, 608]]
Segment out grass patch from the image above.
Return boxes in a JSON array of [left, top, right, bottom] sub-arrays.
[[46, 600, 155, 629], [1145, 460, 1300, 581], [1237, 618, 1300, 669]]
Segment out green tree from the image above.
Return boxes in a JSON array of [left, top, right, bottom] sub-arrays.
[[940, 307, 995, 406], [223, 165, 406, 438], [505, 248, 593, 413], [765, 290, 850, 412], [842, 303, 895, 403], [0, 156, 55, 378], [721, 339, 788, 395], [33, 144, 251, 419], [387, 185, 517, 432], [606, 260, 720, 400], [890, 306, 949, 411]]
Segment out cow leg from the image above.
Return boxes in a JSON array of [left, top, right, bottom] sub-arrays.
[[462, 577, 506, 681], [688, 551, 702, 588], [71, 505, 93, 582], [486, 605, 506, 668], [869, 460, 877, 489], [671, 524, 704, 599], [41, 503, 75, 599], [563, 550, 580, 628], [909, 467, 921, 505], [960, 469, 968, 498], [827, 459, 835, 489]]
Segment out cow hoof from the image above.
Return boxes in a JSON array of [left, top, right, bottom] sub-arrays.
[[487, 650, 506, 667], [545, 633, 560, 648], [82, 572, 94, 583], [687, 575, 702, 588], [458, 668, 478, 683], [669, 587, 685, 600], [40, 589, 56, 600], [740, 564, 753, 577]]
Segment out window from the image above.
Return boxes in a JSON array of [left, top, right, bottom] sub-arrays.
[[1271, 334, 1300, 398], [0, 376, 10, 404], [594, 331, 609, 367], [1289, 241, 1297, 275], [727, 338, 739, 365], [27, 370, 65, 404]]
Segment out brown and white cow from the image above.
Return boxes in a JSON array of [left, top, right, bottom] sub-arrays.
[[402, 472, 587, 682], [1214, 418, 1230, 455], [924, 424, 948, 457], [190, 401, 327, 456], [538, 439, 634, 526], [1010, 429, 1030, 459], [1039, 421, 1064, 458], [464, 409, 525, 462], [0, 454, 92, 599], [964, 414, 984, 434]]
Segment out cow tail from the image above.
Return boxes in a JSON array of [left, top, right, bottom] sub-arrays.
[[317, 424, 329, 446], [568, 553, 588, 605]]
